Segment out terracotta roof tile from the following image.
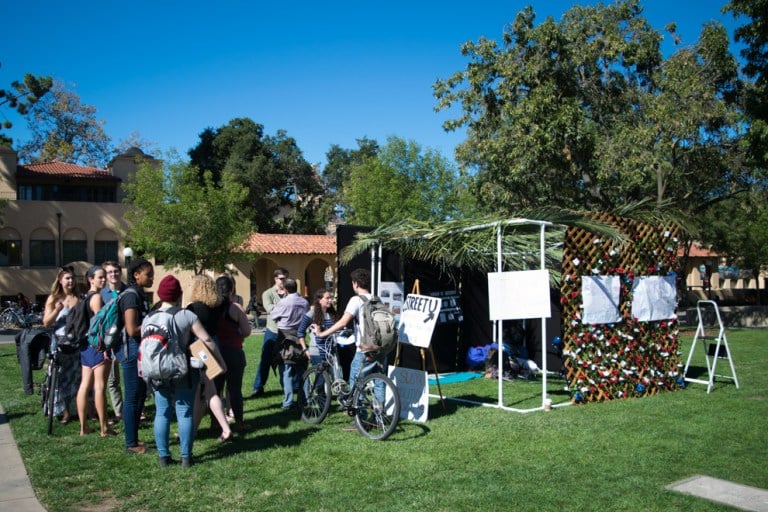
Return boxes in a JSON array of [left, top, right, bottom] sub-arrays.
[[677, 245, 718, 257], [17, 161, 120, 181], [241, 233, 336, 255]]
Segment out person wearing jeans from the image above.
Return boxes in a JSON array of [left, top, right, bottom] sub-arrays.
[[149, 275, 214, 468], [313, 268, 379, 431], [118, 258, 153, 455], [270, 278, 309, 409], [251, 267, 288, 397]]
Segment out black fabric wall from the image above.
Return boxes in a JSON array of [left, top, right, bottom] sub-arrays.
[[334, 225, 564, 374]]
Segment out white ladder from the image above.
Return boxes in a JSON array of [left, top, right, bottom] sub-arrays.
[[683, 300, 739, 393]]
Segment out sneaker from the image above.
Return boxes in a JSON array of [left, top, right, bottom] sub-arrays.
[[181, 457, 193, 469], [342, 423, 358, 432], [249, 389, 265, 398], [126, 444, 148, 455], [159, 456, 175, 468]]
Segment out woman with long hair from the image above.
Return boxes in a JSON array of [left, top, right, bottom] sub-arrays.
[[214, 275, 251, 432], [187, 275, 232, 442], [297, 288, 338, 367], [75, 265, 116, 437], [42, 266, 82, 424]]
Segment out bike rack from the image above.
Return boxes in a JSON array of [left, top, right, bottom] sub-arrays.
[[683, 300, 739, 393]]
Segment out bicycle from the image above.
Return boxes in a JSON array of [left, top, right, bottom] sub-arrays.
[[298, 329, 401, 440], [0, 301, 39, 329], [41, 337, 68, 435]]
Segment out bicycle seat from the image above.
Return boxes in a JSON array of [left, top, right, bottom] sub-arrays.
[[335, 330, 355, 345]]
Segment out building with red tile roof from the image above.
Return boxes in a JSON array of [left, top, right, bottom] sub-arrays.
[[0, 146, 338, 306]]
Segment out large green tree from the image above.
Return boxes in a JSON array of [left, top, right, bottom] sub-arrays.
[[343, 136, 474, 226], [320, 137, 379, 222], [123, 156, 252, 275], [189, 118, 325, 234], [725, 0, 768, 167], [17, 80, 112, 167], [0, 71, 52, 147], [434, 0, 749, 219]]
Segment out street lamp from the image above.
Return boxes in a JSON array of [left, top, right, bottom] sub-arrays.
[[123, 247, 134, 267]]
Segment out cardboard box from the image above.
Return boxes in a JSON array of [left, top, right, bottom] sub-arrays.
[[189, 340, 225, 380]]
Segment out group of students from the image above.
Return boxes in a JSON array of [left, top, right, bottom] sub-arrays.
[[42, 259, 250, 468]]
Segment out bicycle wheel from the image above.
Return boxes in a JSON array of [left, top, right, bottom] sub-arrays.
[[299, 365, 332, 424], [351, 372, 400, 440], [0, 309, 14, 329], [44, 359, 59, 435]]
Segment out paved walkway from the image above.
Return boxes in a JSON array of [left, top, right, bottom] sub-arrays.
[[0, 404, 45, 512]]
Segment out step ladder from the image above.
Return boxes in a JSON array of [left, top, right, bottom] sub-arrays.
[[683, 300, 739, 393]]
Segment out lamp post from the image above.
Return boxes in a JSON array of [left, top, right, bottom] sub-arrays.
[[123, 247, 133, 268]]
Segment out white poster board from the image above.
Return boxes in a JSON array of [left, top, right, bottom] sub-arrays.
[[488, 270, 552, 320], [582, 275, 621, 324], [398, 294, 441, 349], [388, 366, 428, 422], [631, 275, 677, 321]]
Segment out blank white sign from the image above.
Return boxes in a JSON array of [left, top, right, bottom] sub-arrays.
[[488, 270, 552, 320]]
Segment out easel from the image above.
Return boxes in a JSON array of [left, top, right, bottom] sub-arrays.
[[683, 300, 739, 393], [393, 279, 446, 411]]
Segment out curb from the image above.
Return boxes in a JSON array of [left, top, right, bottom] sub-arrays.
[[0, 404, 46, 512]]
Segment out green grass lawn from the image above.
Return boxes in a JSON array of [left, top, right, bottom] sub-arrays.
[[1, 329, 766, 512]]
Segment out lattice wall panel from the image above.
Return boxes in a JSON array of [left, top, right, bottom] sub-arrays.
[[561, 214, 682, 403]]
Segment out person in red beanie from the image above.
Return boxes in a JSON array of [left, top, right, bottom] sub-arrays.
[[146, 274, 218, 469]]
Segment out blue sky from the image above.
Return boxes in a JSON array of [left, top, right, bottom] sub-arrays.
[[2, 1, 742, 168]]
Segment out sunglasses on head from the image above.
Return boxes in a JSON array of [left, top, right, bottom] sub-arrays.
[[59, 265, 74, 274]]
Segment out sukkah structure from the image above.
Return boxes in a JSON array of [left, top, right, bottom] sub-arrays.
[[341, 206, 687, 410]]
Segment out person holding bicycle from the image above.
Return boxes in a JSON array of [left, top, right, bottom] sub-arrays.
[[312, 268, 387, 432], [297, 288, 338, 367], [43, 266, 82, 425]]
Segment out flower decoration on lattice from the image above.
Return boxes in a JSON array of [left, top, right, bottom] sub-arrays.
[[561, 215, 683, 404]]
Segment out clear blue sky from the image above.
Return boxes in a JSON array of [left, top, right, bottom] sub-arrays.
[[2, 1, 742, 168]]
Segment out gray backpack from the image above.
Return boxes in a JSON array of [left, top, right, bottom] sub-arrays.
[[138, 307, 188, 385], [358, 296, 398, 354]]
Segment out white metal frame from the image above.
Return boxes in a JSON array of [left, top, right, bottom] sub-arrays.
[[372, 218, 569, 414], [683, 300, 739, 393]]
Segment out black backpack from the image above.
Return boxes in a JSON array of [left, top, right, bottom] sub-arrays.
[[62, 293, 93, 352]]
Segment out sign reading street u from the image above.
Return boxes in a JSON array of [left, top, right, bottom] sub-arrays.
[[398, 294, 442, 349]]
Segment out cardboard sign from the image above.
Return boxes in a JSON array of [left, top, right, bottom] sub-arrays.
[[388, 365, 428, 422], [398, 294, 441, 349], [189, 340, 225, 380]]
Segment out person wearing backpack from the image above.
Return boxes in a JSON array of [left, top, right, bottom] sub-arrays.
[[116, 258, 154, 455], [42, 266, 83, 425], [101, 260, 126, 425], [75, 265, 116, 437], [147, 275, 216, 468], [313, 268, 388, 432]]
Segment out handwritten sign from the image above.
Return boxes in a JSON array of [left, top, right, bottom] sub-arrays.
[[398, 293, 441, 348], [388, 366, 428, 422]]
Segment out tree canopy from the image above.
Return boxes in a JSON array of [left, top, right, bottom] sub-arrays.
[[341, 136, 475, 226], [434, 0, 750, 222], [0, 71, 52, 146], [188, 118, 326, 234], [123, 156, 252, 275], [17, 80, 112, 167]]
